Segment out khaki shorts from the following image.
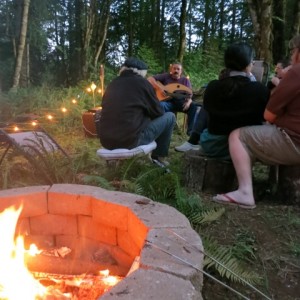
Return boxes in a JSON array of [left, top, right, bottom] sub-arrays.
[[239, 124, 300, 165]]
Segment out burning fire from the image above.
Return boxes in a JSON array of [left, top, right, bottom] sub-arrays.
[[0, 206, 121, 299], [0, 206, 49, 299]]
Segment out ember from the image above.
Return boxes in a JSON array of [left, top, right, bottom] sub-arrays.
[[0, 206, 122, 300]]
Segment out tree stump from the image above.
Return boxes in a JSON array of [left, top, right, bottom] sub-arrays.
[[275, 165, 300, 205], [183, 150, 237, 194]]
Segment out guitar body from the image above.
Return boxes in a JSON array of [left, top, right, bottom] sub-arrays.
[[153, 81, 193, 101]]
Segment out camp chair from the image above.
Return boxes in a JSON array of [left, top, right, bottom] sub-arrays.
[[0, 123, 70, 183], [252, 60, 269, 85], [97, 141, 157, 167]]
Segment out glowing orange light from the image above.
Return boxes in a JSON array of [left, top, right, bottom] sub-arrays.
[[28, 244, 41, 256], [86, 87, 91, 92], [90, 82, 97, 92], [97, 89, 102, 94], [47, 114, 53, 120], [0, 206, 121, 299], [31, 121, 37, 127], [71, 99, 77, 104], [14, 126, 19, 132], [61, 107, 67, 113], [0, 206, 47, 299]]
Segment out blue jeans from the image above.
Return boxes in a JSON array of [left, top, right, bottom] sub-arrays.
[[137, 112, 176, 157], [160, 100, 197, 135]]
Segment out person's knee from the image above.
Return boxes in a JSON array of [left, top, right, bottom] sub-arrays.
[[229, 128, 240, 143], [165, 111, 176, 123]]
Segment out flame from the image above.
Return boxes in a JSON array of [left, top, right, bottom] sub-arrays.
[[0, 206, 122, 299], [0, 206, 47, 299]]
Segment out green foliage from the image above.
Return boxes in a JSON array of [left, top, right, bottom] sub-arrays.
[[203, 236, 262, 285], [184, 43, 224, 89], [231, 229, 257, 263], [119, 158, 179, 203], [137, 45, 163, 75], [172, 180, 261, 286], [81, 175, 115, 190]]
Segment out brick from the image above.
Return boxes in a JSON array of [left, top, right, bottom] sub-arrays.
[[48, 193, 92, 216], [78, 215, 117, 245], [110, 245, 134, 269], [117, 229, 141, 258], [30, 214, 77, 235], [92, 198, 128, 230], [0, 186, 48, 217], [24, 234, 55, 249], [16, 217, 30, 236], [128, 210, 149, 249]]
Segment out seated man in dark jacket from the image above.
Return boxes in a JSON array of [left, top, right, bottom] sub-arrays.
[[99, 57, 176, 166]]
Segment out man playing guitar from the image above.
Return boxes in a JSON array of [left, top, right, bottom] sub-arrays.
[[148, 62, 197, 135]]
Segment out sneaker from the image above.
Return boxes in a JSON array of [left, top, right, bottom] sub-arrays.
[[175, 141, 200, 152]]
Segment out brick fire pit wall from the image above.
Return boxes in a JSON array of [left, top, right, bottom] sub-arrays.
[[0, 184, 204, 300]]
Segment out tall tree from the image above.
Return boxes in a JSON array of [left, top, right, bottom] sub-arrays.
[[247, 0, 273, 63], [177, 0, 188, 62], [272, 0, 285, 63], [127, 0, 133, 56], [12, 0, 30, 89]]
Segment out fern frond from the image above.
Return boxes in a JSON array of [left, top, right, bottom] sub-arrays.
[[192, 207, 225, 225], [203, 236, 261, 285], [82, 175, 114, 190]]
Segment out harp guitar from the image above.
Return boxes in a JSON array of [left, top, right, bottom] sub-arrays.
[[153, 81, 193, 101]]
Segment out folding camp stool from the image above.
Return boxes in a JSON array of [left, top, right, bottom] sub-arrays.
[[96, 141, 157, 167], [0, 125, 70, 183]]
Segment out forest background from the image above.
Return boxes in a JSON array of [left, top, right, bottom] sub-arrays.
[[1, 0, 300, 93], [1, 1, 300, 299]]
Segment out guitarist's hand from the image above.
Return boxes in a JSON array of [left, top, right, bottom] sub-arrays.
[[182, 98, 192, 111]]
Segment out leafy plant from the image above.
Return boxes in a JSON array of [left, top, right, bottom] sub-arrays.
[[231, 229, 257, 263], [203, 236, 262, 285]]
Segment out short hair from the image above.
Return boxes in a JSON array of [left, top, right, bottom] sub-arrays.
[[171, 62, 182, 67], [289, 35, 300, 50], [119, 57, 148, 77], [224, 42, 254, 71], [276, 58, 290, 68], [119, 66, 147, 77]]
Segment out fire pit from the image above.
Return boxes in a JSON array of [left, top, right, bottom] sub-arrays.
[[0, 184, 204, 299]]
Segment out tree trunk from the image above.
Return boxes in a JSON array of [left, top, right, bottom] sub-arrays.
[[247, 0, 273, 64], [177, 0, 187, 62], [292, 0, 300, 35], [12, 0, 30, 89], [127, 0, 133, 57], [82, 0, 97, 79], [230, 0, 237, 43], [272, 0, 285, 63], [94, 0, 112, 67]]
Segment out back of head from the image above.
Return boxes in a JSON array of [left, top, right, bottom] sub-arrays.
[[119, 57, 148, 77], [289, 35, 300, 50], [224, 42, 254, 71]]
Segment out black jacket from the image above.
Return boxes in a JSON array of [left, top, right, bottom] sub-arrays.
[[204, 76, 270, 135], [99, 70, 163, 149]]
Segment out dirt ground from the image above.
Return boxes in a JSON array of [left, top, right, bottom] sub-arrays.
[[200, 195, 300, 300]]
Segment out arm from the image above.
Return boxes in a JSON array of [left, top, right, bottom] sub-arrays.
[[147, 76, 167, 101], [264, 109, 277, 123]]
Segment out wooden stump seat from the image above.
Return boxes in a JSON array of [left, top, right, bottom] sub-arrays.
[[183, 150, 237, 194]]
